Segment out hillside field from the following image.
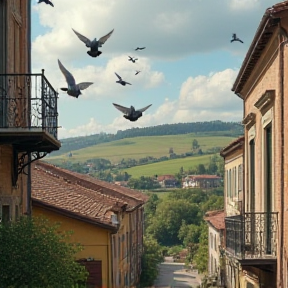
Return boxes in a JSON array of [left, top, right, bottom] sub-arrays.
[[47, 133, 236, 165], [119, 154, 213, 178]]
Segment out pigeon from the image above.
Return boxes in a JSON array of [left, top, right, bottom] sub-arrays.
[[128, 56, 138, 63], [57, 59, 93, 98], [72, 28, 114, 57], [113, 103, 152, 122], [115, 72, 131, 86], [135, 47, 146, 51], [231, 33, 243, 43], [38, 0, 54, 6], [135, 70, 141, 75]]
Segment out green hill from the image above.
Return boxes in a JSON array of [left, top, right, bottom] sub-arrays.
[[46, 133, 236, 165]]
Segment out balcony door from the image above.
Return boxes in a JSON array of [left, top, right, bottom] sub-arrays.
[[249, 139, 255, 212]]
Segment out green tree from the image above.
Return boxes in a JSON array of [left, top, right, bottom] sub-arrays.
[[192, 139, 199, 150], [140, 236, 164, 287], [196, 164, 206, 174], [178, 220, 202, 246], [0, 217, 87, 288]]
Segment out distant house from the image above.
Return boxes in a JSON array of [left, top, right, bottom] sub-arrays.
[[182, 175, 222, 189], [31, 161, 148, 288], [114, 181, 129, 187], [157, 175, 178, 188], [204, 210, 225, 285]]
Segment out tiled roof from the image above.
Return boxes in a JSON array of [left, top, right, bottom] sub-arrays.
[[31, 161, 148, 229], [184, 175, 221, 180], [204, 210, 225, 230], [157, 175, 176, 181], [220, 136, 244, 157]]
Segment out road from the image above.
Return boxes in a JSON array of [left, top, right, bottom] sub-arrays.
[[153, 257, 202, 288]]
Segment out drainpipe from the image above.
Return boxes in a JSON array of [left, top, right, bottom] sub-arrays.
[[279, 33, 288, 288]]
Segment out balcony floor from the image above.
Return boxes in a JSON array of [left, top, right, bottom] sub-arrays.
[[0, 128, 61, 152]]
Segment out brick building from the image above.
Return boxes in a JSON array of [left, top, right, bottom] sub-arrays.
[[0, 1, 60, 220], [223, 1, 288, 287]]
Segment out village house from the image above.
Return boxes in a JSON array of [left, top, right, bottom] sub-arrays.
[[156, 174, 178, 188], [204, 210, 225, 287], [222, 1, 288, 287], [0, 0, 60, 221], [182, 175, 222, 189], [31, 161, 148, 288]]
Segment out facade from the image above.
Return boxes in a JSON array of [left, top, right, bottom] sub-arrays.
[[223, 1, 288, 287], [0, 0, 59, 221], [204, 210, 225, 283], [31, 161, 148, 288], [182, 175, 221, 189], [157, 175, 178, 188]]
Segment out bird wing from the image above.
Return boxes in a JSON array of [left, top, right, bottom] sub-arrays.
[[77, 82, 94, 90], [98, 29, 114, 45], [128, 56, 132, 60], [48, 0, 54, 6], [239, 39, 244, 43], [58, 59, 76, 86], [72, 28, 92, 47], [115, 72, 122, 80], [125, 81, 132, 85], [232, 33, 236, 38], [113, 103, 131, 114], [138, 104, 152, 113]]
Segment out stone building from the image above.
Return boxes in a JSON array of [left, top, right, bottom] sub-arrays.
[[0, 0, 60, 220]]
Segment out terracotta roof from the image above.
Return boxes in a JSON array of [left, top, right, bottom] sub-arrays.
[[157, 175, 176, 181], [31, 161, 148, 229], [232, 1, 288, 96], [204, 210, 225, 230], [184, 175, 221, 180], [220, 136, 244, 157]]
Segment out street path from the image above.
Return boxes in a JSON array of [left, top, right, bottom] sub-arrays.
[[153, 257, 202, 288]]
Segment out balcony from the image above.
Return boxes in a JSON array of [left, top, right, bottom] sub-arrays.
[[225, 212, 278, 265], [0, 71, 60, 153]]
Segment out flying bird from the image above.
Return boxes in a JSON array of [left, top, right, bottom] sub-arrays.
[[113, 103, 152, 122], [135, 47, 146, 51], [58, 59, 93, 98], [231, 33, 243, 43], [128, 56, 138, 63], [115, 72, 131, 86], [135, 70, 141, 75], [72, 28, 114, 57], [38, 0, 54, 6]]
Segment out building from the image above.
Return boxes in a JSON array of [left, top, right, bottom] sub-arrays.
[[157, 175, 178, 188], [31, 161, 148, 288], [224, 1, 288, 287], [182, 175, 222, 189], [0, 0, 60, 221], [204, 210, 225, 286]]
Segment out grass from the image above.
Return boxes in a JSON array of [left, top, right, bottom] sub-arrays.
[[119, 154, 214, 178], [47, 134, 235, 165]]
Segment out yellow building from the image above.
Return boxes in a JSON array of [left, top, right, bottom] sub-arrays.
[[0, 0, 60, 221], [31, 161, 148, 288]]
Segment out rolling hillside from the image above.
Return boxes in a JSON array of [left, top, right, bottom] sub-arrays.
[[46, 133, 237, 165]]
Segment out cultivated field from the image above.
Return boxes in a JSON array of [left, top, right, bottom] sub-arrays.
[[47, 133, 236, 165]]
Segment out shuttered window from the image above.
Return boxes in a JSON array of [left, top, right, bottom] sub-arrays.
[[249, 139, 255, 212]]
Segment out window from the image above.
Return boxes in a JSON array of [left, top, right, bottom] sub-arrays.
[[2, 205, 10, 223], [238, 164, 243, 191], [249, 139, 255, 212]]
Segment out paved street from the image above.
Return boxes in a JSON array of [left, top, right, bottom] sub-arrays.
[[154, 257, 202, 288]]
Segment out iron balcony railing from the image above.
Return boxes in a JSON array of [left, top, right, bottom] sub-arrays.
[[225, 212, 278, 259], [0, 70, 58, 139]]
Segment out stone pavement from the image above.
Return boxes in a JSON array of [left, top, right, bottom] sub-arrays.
[[153, 257, 202, 288]]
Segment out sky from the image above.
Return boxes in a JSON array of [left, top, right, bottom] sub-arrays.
[[31, 0, 278, 139]]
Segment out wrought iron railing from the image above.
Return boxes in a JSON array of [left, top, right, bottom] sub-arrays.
[[225, 212, 278, 259], [0, 70, 58, 139]]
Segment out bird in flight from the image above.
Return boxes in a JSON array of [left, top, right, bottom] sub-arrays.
[[231, 33, 243, 43], [58, 59, 93, 98], [38, 0, 54, 7], [72, 28, 114, 57], [115, 72, 131, 86], [128, 56, 138, 63], [135, 47, 146, 51], [135, 70, 141, 75], [113, 103, 152, 122]]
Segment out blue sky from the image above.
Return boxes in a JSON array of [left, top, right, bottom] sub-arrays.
[[31, 0, 278, 139]]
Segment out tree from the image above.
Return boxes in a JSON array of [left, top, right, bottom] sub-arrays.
[[140, 236, 164, 287], [169, 147, 174, 154], [192, 139, 199, 150], [0, 217, 88, 288], [196, 164, 206, 174]]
